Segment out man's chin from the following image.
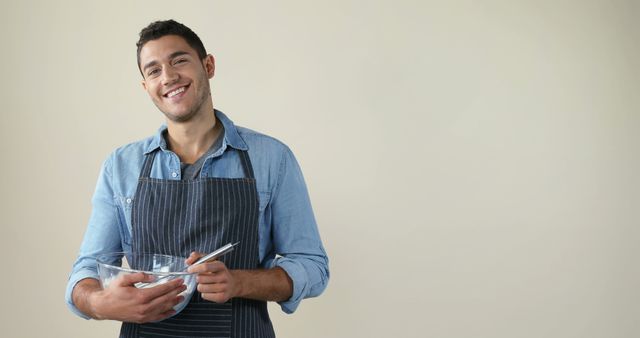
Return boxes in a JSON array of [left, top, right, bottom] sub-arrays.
[[161, 109, 197, 123]]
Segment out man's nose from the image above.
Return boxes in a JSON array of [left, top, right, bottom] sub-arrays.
[[162, 66, 179, 85]]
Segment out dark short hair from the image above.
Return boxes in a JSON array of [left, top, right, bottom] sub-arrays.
[[136, 19, 207, 75]]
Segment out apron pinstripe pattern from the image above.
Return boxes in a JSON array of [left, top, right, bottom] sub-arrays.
[[120, 149, 276, 338]]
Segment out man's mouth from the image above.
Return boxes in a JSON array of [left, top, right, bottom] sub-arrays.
[[164, 84, 190, 98]]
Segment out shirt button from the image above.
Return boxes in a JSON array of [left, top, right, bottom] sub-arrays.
[[126, 198, 132, 204], [171, 172, 178, 178]]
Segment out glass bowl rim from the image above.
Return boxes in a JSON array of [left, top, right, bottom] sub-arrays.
[[96, 251, 195, 276]]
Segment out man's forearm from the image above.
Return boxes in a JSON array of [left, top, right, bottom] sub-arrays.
[[232, 267, 293, 302], [72, 278, 102, 319]]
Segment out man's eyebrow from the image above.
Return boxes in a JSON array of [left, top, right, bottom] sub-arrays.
[[142, 51, 191, 72], [142, 60, 158, 73], [168, 51, 190, 60]]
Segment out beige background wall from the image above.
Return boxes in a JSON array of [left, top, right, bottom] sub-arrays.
[[0, 0, 638, 337]]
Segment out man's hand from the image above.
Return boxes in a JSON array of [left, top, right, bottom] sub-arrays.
[[73, 273, 186, 323], [186, 252, 238, 303], [186, 251, 293, 304]]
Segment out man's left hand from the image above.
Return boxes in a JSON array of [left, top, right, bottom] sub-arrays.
[[186, 252, 241, 303]]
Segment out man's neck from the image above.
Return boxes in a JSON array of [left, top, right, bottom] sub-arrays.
[[166, 109, 222, 164]]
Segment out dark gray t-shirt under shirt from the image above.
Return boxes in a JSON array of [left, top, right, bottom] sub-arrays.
[[163, 129, 224, 180]]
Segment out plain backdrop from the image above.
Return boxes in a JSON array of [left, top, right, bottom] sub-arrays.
[[0, 1, 638, 337]]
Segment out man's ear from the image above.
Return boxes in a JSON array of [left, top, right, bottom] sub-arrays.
[[204, 54, 215, 79], [141, 79, 147, 91]]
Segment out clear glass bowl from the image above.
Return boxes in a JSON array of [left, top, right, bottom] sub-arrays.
[[96, 252, 197, 317]]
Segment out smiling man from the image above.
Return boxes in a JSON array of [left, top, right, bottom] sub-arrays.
[[66, 20, 329, 338]]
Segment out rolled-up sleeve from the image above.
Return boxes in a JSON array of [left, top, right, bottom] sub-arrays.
[[65, 154, 123, 319], [266, 146, 329, 314]]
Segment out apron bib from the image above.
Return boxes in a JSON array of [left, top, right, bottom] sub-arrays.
[[120, 149, 275, 338]]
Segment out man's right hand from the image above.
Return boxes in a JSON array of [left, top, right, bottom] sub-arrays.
[[73, 273, 186, 323]]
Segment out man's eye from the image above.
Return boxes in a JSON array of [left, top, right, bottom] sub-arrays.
[[175, 59, 187, 64], [147, 69, 159, 77]]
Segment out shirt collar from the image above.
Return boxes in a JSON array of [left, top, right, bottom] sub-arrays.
[[144, 109, 248, 154]]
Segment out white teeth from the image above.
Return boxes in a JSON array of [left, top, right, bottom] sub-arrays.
[[167, 86, 186, 98]]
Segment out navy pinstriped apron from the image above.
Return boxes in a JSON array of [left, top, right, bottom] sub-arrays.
[[120, 149, 276, 338]]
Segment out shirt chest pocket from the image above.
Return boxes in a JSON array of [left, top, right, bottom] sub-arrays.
[[116, 195, 134, 251], [258, 191, 271, 212]]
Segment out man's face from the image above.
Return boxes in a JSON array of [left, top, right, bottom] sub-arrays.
[[139, 35, 214, 123]]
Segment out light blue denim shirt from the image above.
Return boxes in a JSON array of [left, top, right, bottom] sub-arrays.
[[66, 110, 329, 318]]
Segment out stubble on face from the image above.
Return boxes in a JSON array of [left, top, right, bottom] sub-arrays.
[[155, 65, 211, 123]]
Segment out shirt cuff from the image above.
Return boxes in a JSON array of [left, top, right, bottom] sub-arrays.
[[65, 269, 100, 319], [272, 257, 307, 314]]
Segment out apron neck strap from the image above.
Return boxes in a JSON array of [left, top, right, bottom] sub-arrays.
[[140, 150, 158, 178], [238, 150, 256, 180]]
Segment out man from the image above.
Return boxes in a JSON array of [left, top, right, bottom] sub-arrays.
[[66, 19, 329, 338]]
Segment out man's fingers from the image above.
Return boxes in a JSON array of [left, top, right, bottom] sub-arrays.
[[138, 278, 185, 302], [197, 282, 227, 294], [142, 277, 185, 295], [115, 272, 152, 287], [188, 260, 225, 274], [196, 273, 227, 284], [185, 251, 204, 265], [147, 285, 186, 312], [200, 290, 230, 304], [142, 285, 186, 322]]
